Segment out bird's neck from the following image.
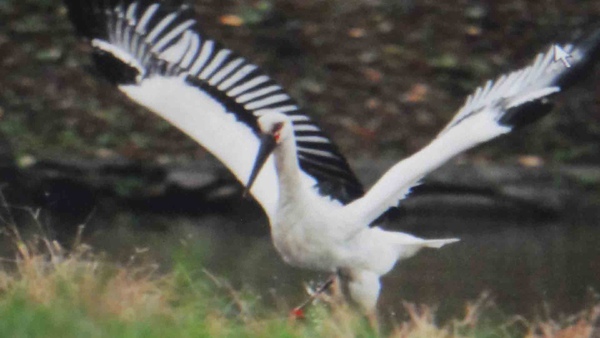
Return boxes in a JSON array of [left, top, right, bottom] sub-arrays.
[[273, 137, 303, 203]]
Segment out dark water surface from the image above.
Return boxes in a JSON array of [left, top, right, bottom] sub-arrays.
[[384, 215, 600, 320], [42, 204, 600, 321]]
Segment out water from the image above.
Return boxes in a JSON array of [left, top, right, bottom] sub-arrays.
[[382, 215, 600, 320], [20, 202, 600, 320]]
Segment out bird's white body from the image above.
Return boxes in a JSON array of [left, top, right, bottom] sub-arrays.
[[122, 73, 460, 310], [64, 0, 600, 313], [251, 112, 459, 310]]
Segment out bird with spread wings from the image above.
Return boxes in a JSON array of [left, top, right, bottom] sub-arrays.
[[62, 0, 600, 315]]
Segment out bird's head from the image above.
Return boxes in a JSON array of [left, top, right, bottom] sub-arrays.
[[257, 112, 294, 143], [244, 112, 292, 197]]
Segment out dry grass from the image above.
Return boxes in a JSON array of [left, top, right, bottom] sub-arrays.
[[525, 305, 600, 338], [0, 226, 172, 322], [0, 223, 598, 337]]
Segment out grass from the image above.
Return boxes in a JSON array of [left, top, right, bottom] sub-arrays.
[[0, 222, 598, 338]]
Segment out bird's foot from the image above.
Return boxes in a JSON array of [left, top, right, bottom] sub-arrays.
[[289, 275, 336, 319]]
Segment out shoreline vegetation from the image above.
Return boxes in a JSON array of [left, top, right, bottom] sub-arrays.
[[0, 223, 597, 338]]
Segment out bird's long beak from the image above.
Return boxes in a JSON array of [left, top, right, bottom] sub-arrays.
[[243, 133, 277, 198]]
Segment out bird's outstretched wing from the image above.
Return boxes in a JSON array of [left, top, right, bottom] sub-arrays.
[[346, 30, 600, 226], [63, 0, 364, 217]]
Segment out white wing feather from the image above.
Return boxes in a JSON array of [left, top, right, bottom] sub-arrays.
[[345, 43, 582, 227]]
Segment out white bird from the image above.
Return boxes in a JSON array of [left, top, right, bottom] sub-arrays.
[[63, 0, 600, 312]]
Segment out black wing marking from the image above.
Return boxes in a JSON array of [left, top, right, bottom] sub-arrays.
[[64, 0, 365, 204], [441, 27, 600, 135]]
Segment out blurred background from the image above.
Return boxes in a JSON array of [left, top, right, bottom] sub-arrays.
[[0, 0, 600, 322]]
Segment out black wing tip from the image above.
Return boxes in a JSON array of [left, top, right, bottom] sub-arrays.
[[502, 27, 600, 130], [63, 0, 100, 39], [64, 0, 193, 38], [498, 98, 554, 129], [64, 0, 366, 203], [577, 26, 600, 57], [92, 50, 141, 85], [555, 27, 600, 89]]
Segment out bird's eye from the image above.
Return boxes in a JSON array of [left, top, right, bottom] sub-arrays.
[[272, 122, 284, 142], [272, 122, 284, 134]]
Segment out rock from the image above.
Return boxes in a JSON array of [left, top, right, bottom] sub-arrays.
[[0, 154, 595, 220]]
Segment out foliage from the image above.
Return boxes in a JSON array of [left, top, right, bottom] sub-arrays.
[[0, 0, 599, 163]]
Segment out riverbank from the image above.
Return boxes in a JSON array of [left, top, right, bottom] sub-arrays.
[[0, 231, 598, 338]]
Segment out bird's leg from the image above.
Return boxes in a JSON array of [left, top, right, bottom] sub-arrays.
[[366, 311, 380, 334], [290, 275, 336, 319], [341, 269, 381, 331]]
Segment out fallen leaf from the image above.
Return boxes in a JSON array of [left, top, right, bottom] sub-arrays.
[[348, 27, 366, 38], [347, 124, 376, 140], [219, 14, 244, 27], [365, 98, 381, 110], [465, 25, 482, 36], [362, 67, 383, 83], [96, 148, 117, 159], [17, 155, 36, 168], [518, 155, 544, 167], [403, 83, 429, 103]]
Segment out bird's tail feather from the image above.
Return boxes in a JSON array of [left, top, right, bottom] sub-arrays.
[[391, 233, 460, 249], [420, 238, 460, 249], [391, 235, 459, 261]]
